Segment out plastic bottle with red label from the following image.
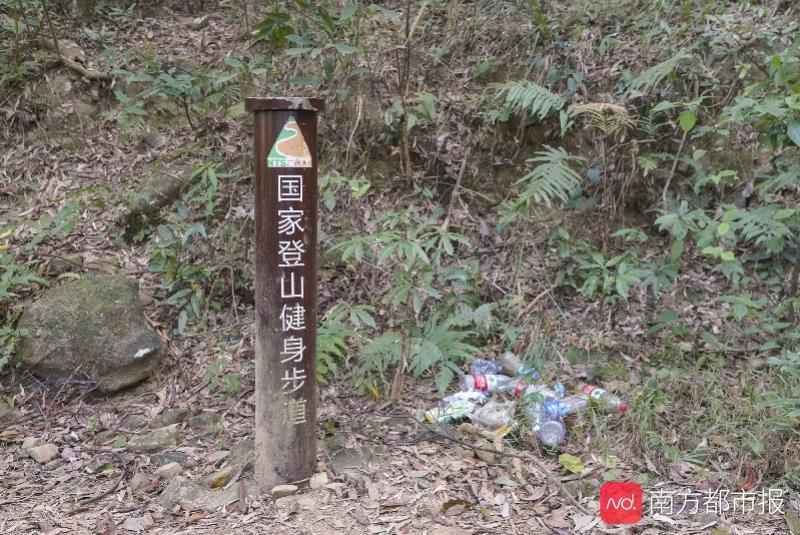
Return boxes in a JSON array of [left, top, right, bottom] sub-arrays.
[[461, 373, 524, 394], [578, 384, 628, 413]]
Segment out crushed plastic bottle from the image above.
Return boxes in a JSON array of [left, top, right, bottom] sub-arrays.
[[469, 358, 503, 376], [523, 396, 566, 447], [471, 399, 517, 430], [461, 373, 524, 394], [579, 384, 628, 414], [424, 391, 488, 423], [498, 351, 541, 380], [518, 383, 558, 400], [558, 394, 590, 415]]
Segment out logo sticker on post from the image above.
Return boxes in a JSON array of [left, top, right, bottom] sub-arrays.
[[268, 116, 312, 168]]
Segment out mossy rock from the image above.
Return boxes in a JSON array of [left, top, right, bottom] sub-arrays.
[[16, 274, 162, 392]]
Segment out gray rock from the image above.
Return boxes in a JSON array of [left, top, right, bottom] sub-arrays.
[[228, 439, 254, 471], [203, 464, 238, 489], [155, 462, 183, 479], [21, 436, 43, 451], [191, 15, 208, 30], [310, 472, 329, 489], [128, 424, 179, 452], [160, 476, 239, 512], [16, 274, 162, 392], [129, 471, 154, 494], [188, 412, 223, 436], [28, 444, 59, 464], [271, 484, 298, 498], [329, 447, 375, 476], [150, 408, 189, 428], [151, 451, 190, 467], [160, 476, 205, 509]]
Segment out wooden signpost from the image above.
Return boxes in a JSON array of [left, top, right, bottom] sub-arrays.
[[245, 97, 323, 489]]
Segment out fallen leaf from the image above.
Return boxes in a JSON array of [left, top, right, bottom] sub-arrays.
[[559, 453, 585, 474], [122, 517, 144, 532], [546, 506, 571, 528], [786, 511, 800, 535]]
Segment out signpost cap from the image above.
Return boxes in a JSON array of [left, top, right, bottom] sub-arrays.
[[245, 97, 325, 113]]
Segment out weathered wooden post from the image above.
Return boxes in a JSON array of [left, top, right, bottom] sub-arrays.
[[245, 97, 323, 489]]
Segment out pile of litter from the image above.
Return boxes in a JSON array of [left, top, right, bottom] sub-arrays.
[[422, 352, 627, 448]]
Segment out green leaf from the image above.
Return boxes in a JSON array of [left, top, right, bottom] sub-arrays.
[[679, 110, 697, 132], [559, 453, 585, 474], [717, 222, 730, 236], [785, 511, 800, 535], [670, 239, 684, 263], [788, 121, 800, 146]]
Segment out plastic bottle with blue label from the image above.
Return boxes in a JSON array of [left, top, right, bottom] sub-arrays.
[[498, 351, 541, 381]]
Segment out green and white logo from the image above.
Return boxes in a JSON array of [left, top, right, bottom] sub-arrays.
[[268, 116, 312, 168]]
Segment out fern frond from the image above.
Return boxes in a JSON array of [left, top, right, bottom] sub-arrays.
[[492, 80, 565, 122], [515, 146, 585, 208], [756, 167, 800, 197], [570, 102, 636, 136], [627, 51, 693, 96]]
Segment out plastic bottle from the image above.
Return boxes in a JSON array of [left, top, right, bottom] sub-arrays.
[[498, 351, 541, 380], [461, 373, 523, 394], [469, 358, 503, 376], [470, 399, 517, 430], [579, 384, 628, 414], [424, 391, 489, 423], [523, 397, 566, 447], [558, 394, 590, 415], [519, 383, 558, 400]]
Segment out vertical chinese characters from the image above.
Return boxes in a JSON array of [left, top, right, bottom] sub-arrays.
[[277, 174, 307, 424]]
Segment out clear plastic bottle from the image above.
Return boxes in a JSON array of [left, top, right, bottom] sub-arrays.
[[579, 384, 628, 413], [519, 383, 558, 400], [461, 373, 522, 394], [498, 351, 541, 380], [558, 394, 590, 415], [523, 397, 566, 447], [424, 391, 489, 423], [471, 399, 517, 430], [469, 358, 503, 376]]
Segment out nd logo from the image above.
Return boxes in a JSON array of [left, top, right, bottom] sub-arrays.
[[600, 482, 643, 525]]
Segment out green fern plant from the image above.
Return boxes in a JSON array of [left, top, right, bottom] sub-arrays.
[[491, 80, 565, 122], [513, 146, 585, 209], [570, 102, 636, 137], [626, 51, 693, 97]]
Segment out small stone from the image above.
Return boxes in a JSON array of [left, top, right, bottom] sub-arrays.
[[155, 462, 182, 479], [191, 15, 208, 30], [150, 408, 189, 428], [129, 472, 154, 494], [129, 424, 179, 452], [188, 413, 222, 436], [122, 516, 144, 532], [475, 448, 496, 464], [28, 444, 59, 464], [203, 464, 237, 489], [159, 476, 205, 509], [61, 446, 78, 462], [271, 484, 299, 499], [151, 451, 190, 466], [22, 436, 43, 452], [309, 472, 329, 489]]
